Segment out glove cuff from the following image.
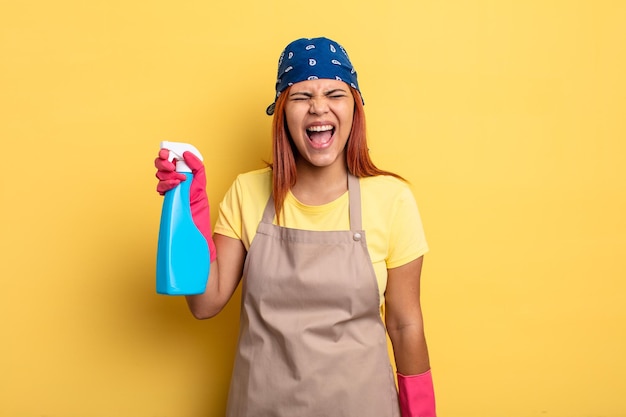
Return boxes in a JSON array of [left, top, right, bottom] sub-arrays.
[[397, 370, 436, 417]]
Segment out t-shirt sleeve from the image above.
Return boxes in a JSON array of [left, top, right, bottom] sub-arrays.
[[386, 186, 429, 269], [214, 177, 244, 241]]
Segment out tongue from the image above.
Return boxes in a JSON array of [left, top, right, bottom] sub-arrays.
[[308, 130, 333, 144]]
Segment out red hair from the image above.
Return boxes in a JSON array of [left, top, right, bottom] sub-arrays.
[[270, 87, 403, 222]]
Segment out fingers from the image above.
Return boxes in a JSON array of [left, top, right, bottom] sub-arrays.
[[155, 149, 187, 195], [155, 155, 176, 172], [157, 179, 183, 195], [156, 169, 186, 181], [182, 151, 205, 173], [158, 148, 170, 160], [155, 149, 185, 180]]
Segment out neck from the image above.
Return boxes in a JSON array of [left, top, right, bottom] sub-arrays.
[[291, 159, 349, 205]]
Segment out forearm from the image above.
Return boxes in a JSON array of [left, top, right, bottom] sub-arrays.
[[385, 257, 431, 374], [385, 258, 436, 415], [389, 322, 437, 417], [185, 233, 245, 319], [185, 261, 225, 319], [388, 322, 431, 375]]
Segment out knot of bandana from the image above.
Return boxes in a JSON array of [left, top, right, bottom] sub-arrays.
[[266, 37, 363, 115]]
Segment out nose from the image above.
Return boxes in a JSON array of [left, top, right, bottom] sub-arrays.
[[309, 96, 329, 115]]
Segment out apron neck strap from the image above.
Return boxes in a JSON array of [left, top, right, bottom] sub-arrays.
[[347, 174, 362, 231], [262, 174, 362, 231]]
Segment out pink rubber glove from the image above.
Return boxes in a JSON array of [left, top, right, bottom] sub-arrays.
[[397, 370, 436, 417], [154, 149, 216, 262], [155, 148, 186, 195]]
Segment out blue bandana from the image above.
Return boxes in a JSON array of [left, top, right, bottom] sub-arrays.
[[266, 37, 363, 115]]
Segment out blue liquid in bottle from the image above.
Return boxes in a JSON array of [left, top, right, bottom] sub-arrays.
[[156, 173, 210, 295]]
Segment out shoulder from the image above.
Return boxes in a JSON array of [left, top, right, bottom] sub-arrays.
[[230, 167, 272, 198], [233, 166, 272, 186], [359, 175, 420, 220], [216, 167, 272, 248], [359, 175, 414, 200]]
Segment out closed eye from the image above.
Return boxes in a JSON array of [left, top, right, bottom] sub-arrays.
[[326, 89, 348, 98], [290, 92, 313, 100]]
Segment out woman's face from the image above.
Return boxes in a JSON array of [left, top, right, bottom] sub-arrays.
[[284, 79, 355, 171]]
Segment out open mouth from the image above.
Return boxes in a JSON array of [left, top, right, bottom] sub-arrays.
[[306, 124, 335, 146]]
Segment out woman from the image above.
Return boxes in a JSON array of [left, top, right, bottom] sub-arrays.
[[155, 37, 436, 417]]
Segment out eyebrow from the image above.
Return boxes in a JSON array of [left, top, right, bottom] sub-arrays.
[[289, 88, 349, 97]]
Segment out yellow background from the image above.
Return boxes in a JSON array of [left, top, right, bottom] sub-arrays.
[[1, 1, 625, 416]]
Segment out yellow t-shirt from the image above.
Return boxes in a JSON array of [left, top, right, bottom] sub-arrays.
[[214, 167, 429, 305]]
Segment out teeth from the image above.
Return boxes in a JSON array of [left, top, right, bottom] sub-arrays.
[[307, 125, 333, 132]]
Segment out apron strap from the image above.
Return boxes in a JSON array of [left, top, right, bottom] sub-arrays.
[[347, 174, 362, 231], [261, 195, 276, 224], [260, 174, 362, 231]]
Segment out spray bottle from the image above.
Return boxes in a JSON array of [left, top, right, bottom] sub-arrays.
[[156, 141, 210, 295]]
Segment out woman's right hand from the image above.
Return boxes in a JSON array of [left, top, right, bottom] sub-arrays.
[[153, 148, 247, 319], [154, 149, 246, 319], [154, 148, 187, 195], [154, 147, 217, 264]]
